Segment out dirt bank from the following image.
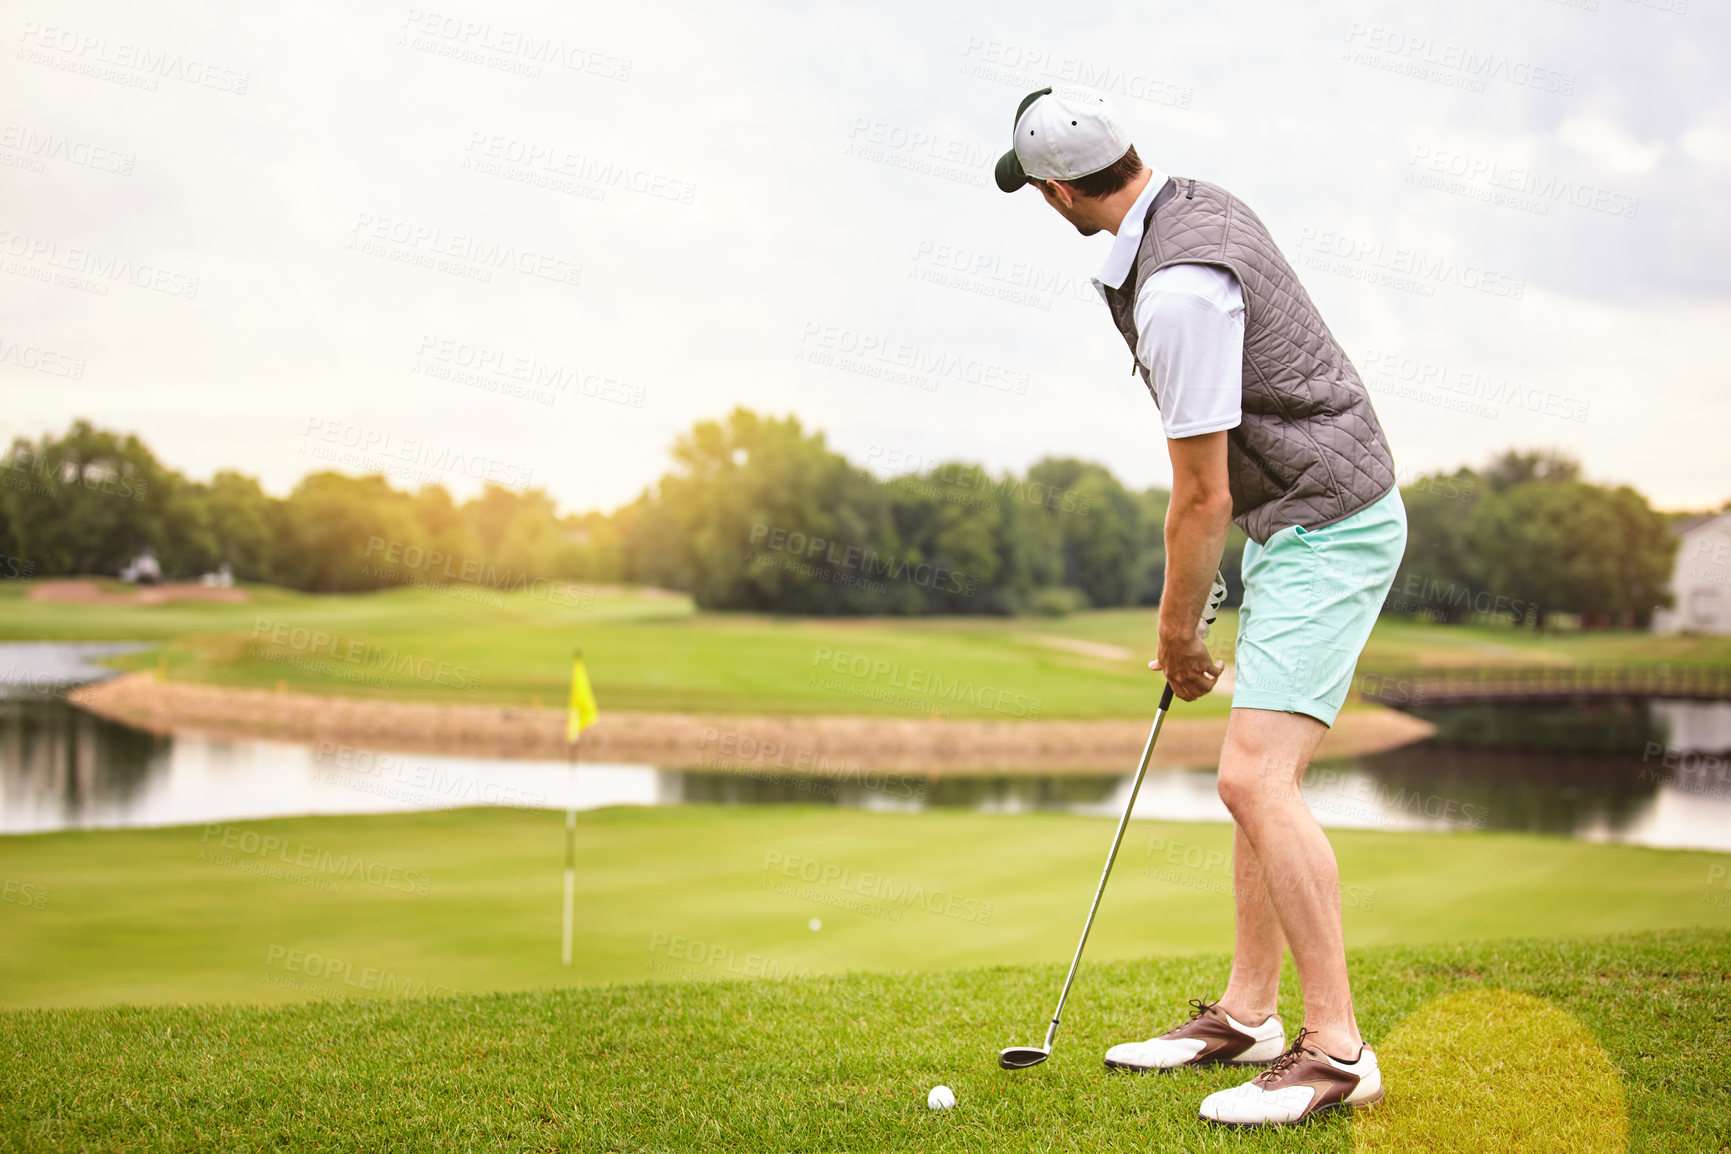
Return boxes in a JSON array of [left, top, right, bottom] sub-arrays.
[[69, 673, 1435, 773]]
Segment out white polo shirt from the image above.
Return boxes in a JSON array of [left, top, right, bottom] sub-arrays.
[[1091, 172, 1245, 440]]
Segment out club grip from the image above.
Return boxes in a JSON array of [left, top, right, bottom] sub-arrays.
[[1158, 683, 1174, 710]]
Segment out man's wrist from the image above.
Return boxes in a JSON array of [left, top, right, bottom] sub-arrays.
[[1159, 625, 1201, 647]]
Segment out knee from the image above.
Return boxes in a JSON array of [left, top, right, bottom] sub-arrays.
[[1217, 724, 1309, 820], [1215, 761, 1264, 820]]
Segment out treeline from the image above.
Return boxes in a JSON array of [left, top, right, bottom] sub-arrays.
[[0, 413, 1683, 626], [0, 422, 614, 595], [1391, 450, 1677, 628]]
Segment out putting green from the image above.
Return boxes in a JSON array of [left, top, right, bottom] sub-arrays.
[[1, 806, 1726, 1010]]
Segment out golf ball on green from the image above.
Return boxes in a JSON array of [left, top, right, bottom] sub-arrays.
[[927, 1085, 956, 1110]]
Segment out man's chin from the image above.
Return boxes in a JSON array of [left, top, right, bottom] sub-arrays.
[[1074, 223, 1100, 237]]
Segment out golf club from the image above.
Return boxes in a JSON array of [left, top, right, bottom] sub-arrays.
[[998, 572, 1227, 1071]]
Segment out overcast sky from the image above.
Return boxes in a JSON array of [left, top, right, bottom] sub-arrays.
[[3, 0, 1727, 512]]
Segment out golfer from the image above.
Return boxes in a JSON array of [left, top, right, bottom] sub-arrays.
[[995, 86, 1406, 1126]]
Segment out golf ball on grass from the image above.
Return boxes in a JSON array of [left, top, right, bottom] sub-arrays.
[[927, 1085, 956, 1110]]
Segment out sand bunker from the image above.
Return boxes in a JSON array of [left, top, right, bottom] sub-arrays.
[[29, 580, 249, 606], [70, 673, 1434, 773]]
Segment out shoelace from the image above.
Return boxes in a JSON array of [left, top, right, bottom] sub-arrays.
[[1183, 998, 1218, 1021], [1252, 1027, 1315, 1086]]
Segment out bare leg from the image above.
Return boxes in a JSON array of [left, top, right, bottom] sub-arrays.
[[1216, 823, 1285, 1025], [1214, 707, 1362, 1057]]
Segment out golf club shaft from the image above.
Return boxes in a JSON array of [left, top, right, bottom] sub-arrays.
[[1039, 682, 1176, 1053]]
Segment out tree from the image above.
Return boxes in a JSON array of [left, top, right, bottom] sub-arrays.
[[983, 476, 1064, 614], [1483, 449, 1580, 492], [625, 408, 894, 613], [0, 421, 172, 576], [1388, 469, 1483, 623], [1134, 487, 1171, 606], [1027, 458, 1142, 607], [278, 473, 429, 592], [883, 463, 1003, 614], [559, 510, 623, 583], [1467, 480, 1676, 628], [203, 471, 284, 582], [157, 472, 220, 579], [459, 484, 566, 586], [0, 483, 20, 573]]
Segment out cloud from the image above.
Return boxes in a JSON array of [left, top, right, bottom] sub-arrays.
[[1680, 121, 1731, 171], [1558, 114, 1666, 175]]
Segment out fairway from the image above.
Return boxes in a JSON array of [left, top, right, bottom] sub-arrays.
[[4, 580, 1729, 720], [1, 929, 1723, 1151], [2, 806, 1728, 1009]]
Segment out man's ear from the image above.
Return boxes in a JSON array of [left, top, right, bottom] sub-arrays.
[[1040, 180, 1078, 209]]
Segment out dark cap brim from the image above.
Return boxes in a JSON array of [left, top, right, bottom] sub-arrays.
[[994, 149, 1029, 193]]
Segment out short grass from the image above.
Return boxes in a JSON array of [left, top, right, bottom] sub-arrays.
[[2, 807, 1727, 1009], [0, 929, 1725, 1151], [3, 580, 1728, 719]]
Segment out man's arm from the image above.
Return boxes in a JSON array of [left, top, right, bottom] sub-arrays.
[[1153, 430, 1232, 700], [1135, 263, 1243, 700]]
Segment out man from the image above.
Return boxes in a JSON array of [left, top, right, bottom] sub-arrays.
[[994, 86, 1407, 1127]]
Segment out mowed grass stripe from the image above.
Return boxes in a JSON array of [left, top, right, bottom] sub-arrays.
[[1, 807, 1727, 1009]]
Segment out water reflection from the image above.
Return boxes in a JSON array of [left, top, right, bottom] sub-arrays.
[[1398, 698, 1668, 753], [1, 696, 1728, 850], [1651, 700, 1731, 755], [1348, 699, 1731, 849], [1347, 745, 1655, 836], [0, 641, 150, 692], [0, 695, 170, 829]]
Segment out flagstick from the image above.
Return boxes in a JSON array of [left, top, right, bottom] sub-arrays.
[[562, 732, 579, 967]]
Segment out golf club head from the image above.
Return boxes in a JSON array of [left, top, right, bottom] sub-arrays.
[[997, 1046, 1051, 1070]]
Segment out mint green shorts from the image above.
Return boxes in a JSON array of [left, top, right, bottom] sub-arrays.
[[1232, 487, 1407, 726]]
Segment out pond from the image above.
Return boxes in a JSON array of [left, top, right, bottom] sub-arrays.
[[3, 691, 1727, 851]]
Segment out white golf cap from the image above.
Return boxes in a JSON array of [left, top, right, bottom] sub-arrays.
[[994, 85, 1132, 193]]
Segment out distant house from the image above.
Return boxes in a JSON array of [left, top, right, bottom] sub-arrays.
[[1654, 511, 1731, 636]]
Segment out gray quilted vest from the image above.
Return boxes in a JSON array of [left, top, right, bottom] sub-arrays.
[[1102, 178, 1396, 544]]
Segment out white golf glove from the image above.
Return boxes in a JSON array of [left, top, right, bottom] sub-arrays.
[[1198, 571, 1228, 640]]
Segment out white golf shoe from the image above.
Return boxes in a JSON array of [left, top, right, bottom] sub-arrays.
[[1198, 1029, 1384, 1126], [1104, 999, 1287, 1072]]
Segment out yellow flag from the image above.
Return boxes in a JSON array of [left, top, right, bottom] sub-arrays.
[[566, 654, 599, 743]]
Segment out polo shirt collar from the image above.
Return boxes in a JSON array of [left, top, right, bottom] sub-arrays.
[[1093, 166, 1170, 291]]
